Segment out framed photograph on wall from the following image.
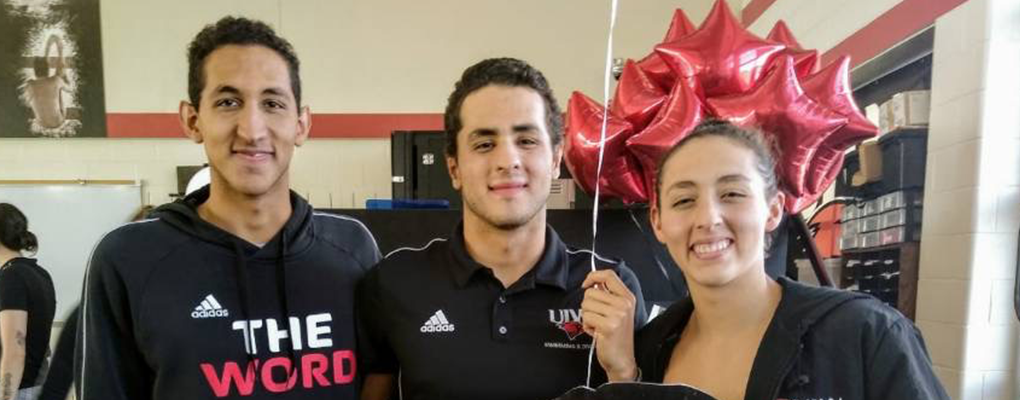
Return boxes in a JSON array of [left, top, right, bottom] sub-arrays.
[[0, 0, 106, 138]]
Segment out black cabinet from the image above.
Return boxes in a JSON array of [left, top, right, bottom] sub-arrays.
[[391, 131, 462, 208]]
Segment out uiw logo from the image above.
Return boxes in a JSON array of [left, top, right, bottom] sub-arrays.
[[548, 309, 584, 341]]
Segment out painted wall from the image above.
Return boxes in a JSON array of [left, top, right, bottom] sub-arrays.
[[914, 0, 1020, 398], [746, 0, 902, 54], [0, 0, 724, 207]]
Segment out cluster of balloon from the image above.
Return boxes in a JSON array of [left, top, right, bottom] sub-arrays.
[[563, 0, 878, 213]]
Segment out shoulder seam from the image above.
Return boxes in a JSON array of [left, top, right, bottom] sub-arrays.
[[312, 212, 380, 254]]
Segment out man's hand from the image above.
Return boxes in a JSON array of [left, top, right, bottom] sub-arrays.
[[581, 270, 638, 382]]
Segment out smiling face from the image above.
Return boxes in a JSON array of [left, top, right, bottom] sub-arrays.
[[651, 136, 784, 289], [180, 44, 310, 200], [447, 84, 562, 231]]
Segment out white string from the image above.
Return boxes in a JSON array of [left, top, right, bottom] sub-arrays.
[[587, 0, 619, 388]]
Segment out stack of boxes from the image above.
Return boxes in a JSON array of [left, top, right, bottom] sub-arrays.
[[840, 190, 923, 251], [839, 189, 924, 309], [835, 90, 930, 318]]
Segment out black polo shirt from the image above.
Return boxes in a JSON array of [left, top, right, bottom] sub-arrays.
[[357, 223, 647, 400]]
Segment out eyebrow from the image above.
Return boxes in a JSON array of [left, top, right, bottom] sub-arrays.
[[666, 174, 752, 191], [261, 87, 289, 98], [211, 85, 290, 99], [466, 124, 540, 140], [212, 85, 240, 96], [718, 174, 752, 184], [467, 129, 497, 140]]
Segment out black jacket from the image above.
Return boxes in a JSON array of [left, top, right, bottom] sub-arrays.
[[635, 277, 949, 400], [75, 187, 380, 400]]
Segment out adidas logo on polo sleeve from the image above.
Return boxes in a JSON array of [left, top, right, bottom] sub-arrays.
[[419, 310, 455, 333], [191, 294, 230, 319]]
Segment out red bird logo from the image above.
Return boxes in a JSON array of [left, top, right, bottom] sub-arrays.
[[557, 321, 585, 341]]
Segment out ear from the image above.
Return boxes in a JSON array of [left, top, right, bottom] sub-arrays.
[[446, 155, 462, 191], [649, 201, 667, 244], [295, 105, 312, 146], [765, 191, 786, 232], [551, 142, 564, 178], [179, 101, 202, 143]]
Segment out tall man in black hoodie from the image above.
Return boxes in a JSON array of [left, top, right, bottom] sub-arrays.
[[74, 17, 380, 400]]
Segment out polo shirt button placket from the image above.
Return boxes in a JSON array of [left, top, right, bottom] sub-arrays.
[[493, 292, 511, 340]]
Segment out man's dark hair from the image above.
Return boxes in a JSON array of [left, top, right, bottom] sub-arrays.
[[444, 58, 563, 157], [187, 16, 301, 110]]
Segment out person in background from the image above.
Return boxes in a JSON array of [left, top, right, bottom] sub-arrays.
[[584, 120, 949, 400], [0, 203, 57, 400], [39, 204, 155, 400]]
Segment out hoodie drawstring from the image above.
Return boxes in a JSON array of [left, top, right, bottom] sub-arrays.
[[276, 233, 299, 382], [233, 235, 299, 386], [231, 242, 260, 381]]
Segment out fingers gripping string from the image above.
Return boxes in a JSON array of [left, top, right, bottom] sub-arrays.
[[587, 0, 620, 388]]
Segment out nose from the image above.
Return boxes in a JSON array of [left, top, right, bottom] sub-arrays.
[[493, 137, 522, 172], [692, 196, 722, 231], [236, 103, 268, 142]]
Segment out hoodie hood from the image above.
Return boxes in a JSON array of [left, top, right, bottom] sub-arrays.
[[152, 184, 315, 258], [744, 277, 870, 399]]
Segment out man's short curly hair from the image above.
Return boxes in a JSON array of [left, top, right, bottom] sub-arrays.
[[444, 58, 563, 157], [187, 16, 301, 110]]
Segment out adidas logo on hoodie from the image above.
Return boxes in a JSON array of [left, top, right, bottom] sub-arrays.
[[191, 294, 229, 319]]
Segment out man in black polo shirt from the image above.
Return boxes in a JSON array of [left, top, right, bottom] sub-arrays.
[[357, 58, 647, 400]]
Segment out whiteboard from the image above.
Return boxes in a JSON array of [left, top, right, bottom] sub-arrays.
[[0, 183, 142, 320]]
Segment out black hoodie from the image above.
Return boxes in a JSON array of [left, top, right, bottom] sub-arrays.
[[75, 187, 380, 400], [634, 277, 949, 400]]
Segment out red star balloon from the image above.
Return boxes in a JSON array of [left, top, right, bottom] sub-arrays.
[[635, 9, 697, 91], [611, 60, 668, 132], [662, 8, 696, 43], [635, 54, 674, 92], [767, 20, 818, 78], [565, 0, 870, 213], [626, 78, 705, 204], [706, 56, 848, 212], [564, 92, 648, 203], [801, 55, 878, 194], [655, 0, 785, 97]]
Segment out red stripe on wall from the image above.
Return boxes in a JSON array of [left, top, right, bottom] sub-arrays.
[[742, 0, 778, 26], [310, 114, 443, 138], [106, 113, 443, 139], [107, 113, 184, 138], [821, 0, 968, 68]]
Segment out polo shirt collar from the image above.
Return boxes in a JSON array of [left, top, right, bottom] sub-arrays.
[[448, 221, 569, 290]]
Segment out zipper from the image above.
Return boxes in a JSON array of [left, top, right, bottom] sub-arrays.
[[769, 341, 803, 400]]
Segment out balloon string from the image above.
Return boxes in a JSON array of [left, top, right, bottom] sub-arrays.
[[587, 0, 619, 388]]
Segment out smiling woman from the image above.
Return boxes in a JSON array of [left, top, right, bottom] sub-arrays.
[[625, 120, 949, 400]]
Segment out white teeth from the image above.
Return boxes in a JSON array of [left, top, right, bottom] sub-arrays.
[[693, 240, 730, 255]]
